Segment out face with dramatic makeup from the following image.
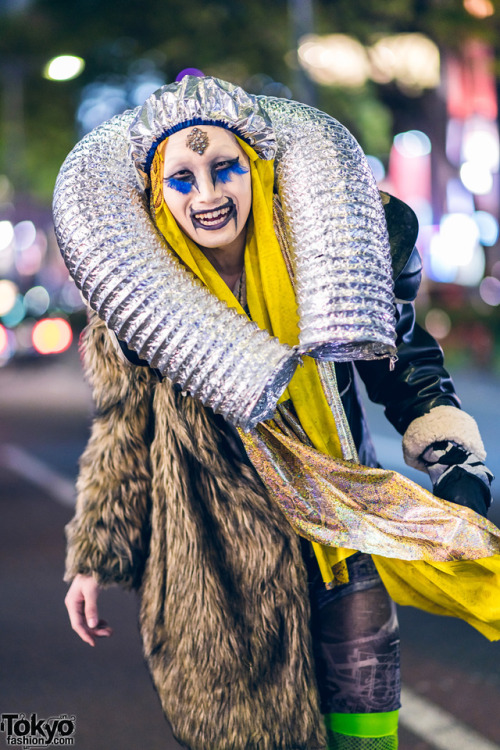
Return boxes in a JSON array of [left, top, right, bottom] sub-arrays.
[[162, 126, 252, 264]]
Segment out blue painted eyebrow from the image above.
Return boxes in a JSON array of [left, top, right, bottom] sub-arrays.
[[216, 160, 249, 184], [165, 177, 193, 194]]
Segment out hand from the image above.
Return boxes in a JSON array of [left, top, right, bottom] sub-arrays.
[[64, 574, 113, 647], [420, 440, 494, 518]]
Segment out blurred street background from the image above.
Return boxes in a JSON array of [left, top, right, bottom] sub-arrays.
[[1, 0, 500, 748]]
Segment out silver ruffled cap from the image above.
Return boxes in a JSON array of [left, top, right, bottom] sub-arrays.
[[129, 75, 277, 182]]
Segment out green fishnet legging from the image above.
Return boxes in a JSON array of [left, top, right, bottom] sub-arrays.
[[324, 711, 398, 750]]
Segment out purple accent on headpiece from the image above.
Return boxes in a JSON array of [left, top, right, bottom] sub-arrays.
[[175, 68, 205, 82]]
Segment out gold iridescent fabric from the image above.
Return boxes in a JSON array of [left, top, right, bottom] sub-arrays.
[[239, 416, 500, 563]]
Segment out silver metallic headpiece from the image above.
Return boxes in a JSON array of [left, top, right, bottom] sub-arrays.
[[53, 76, 396, 429], [128, 75, 277, 181]]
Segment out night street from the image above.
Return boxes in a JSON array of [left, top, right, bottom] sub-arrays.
[[2, 2, 500, 748], [1, 347, 499, 750]]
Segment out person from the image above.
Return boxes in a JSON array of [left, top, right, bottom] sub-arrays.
[[57, 75, 499, 750]]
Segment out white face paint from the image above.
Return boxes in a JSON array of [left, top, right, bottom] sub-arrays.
[[162, 126, 252, 255]]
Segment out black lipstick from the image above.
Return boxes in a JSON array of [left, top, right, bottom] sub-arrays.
[[191, 199, 236, 231]]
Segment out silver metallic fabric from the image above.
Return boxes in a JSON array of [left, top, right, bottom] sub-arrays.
[[317, 361, 359, 461], [260, 97, 396, 361], [53, 111, 297, 429], [54, 76, 397, 429]]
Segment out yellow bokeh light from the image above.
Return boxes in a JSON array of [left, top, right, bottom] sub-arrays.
[[32, 318, 72, 355], [298, 33, 440, 91], [298, 35, 369, 87], [44, 55, 85, 82], [370, 34, 440, 91]]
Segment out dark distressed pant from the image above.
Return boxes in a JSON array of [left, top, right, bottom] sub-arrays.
[[303, 548, 401, 715]]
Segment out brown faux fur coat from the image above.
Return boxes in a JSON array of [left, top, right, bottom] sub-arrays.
[[65, 312, 326, 749]]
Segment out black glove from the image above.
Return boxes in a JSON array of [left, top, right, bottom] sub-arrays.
[[420, 440, 494, 518]]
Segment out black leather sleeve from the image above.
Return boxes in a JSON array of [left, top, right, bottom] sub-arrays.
[[355, 194, 461, 435], [356, 304, 460, 435]]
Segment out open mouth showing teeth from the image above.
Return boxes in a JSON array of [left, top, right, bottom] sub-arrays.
[[191, 201, 235, 230], [195, 205, 231, 224]]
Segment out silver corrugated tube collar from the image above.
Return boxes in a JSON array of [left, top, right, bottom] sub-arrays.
[[53, 76, 397, 429]]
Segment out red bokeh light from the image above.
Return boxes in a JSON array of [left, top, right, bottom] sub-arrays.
[[0, 324, 8, 355]]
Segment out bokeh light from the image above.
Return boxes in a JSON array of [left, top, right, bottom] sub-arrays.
[[44, 55, 85, 81], [77, 83, 129, 133], [427, 213, 486, 285], [15, 320, 35, 352], [15, 245, 43, 276], [299, 33, 440, 92], [32, 318, 73, 355], [439, 213, 479, 265], [0, 324, 8, 356], [462, 128, 499, 172], [14, 220, 36, 251], [446, 119, 463, 166], [425, 309, 452, 339], [428, 234, 458, 283], [0, 221, 14, 251], [0, 280, 18, 316], [455, 244, 486, 286], [24, 286, 50, 316], [464, 0, 494, 18], [366, 155, 385, 183], [410, 198, 433, 228], [2, 295, 25, 328], [59, 280, 84, 312], [130, 74, 165, 106], [446, 178, 475, 214], [393, 130, 431, 158], [298, 34, 369, 87], [473, 211, 499, 246], [479, 276, 500, 306], [369, 34, 440, 90], [459, 161, 493, 195]]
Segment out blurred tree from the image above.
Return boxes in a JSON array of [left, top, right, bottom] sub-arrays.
[[0, 0, 499, 201], [0, 0, 291, 198]]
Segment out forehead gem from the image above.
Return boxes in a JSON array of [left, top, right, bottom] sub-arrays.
[[186, 127, 210, 155]]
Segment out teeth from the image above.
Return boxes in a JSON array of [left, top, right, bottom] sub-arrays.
[[195, 205, 232, 223]]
